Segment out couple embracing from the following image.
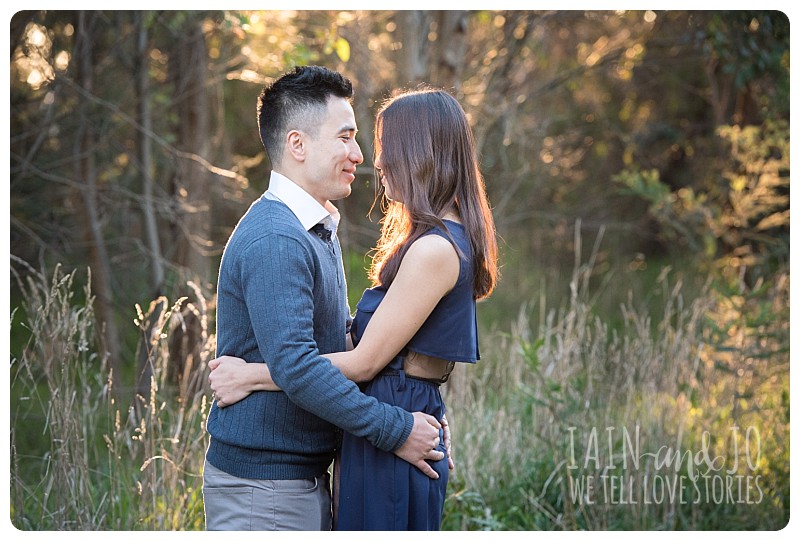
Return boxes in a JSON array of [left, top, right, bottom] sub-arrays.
[[201, 65, 498, 531]]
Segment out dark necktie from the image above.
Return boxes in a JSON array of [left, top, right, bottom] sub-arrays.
[[311, 223, 332, 242], [311, 222, 339, 285]]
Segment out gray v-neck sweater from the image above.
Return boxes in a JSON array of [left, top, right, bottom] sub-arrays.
[[206, 197, 413, 479]]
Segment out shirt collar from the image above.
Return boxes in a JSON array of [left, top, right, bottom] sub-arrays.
[[265, 171, 339, 232]]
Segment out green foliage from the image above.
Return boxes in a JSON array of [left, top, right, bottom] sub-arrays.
[[343, 248, 373, 310], [614, 117, 788, 284], [614, 167, 718, 257], [704, 12, 789, 101]]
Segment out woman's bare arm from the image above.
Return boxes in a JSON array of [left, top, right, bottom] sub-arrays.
[[209, 234, 459, 404], [324, 234, 459, 381], [208, 356, 276, 406]]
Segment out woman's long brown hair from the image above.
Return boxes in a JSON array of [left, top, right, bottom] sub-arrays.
[[368, 88, 498, 300]]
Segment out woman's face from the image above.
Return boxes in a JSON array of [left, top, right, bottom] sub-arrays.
[[375, 153, 399, 202]]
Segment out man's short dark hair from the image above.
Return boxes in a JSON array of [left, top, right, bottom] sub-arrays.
[[257, 65, 354, 166]]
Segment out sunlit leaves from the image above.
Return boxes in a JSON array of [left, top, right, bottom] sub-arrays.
[[13, 22, 56, 90], [334, 37, 351, 62]]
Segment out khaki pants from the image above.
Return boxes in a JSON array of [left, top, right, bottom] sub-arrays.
[[202, 460, 332, 531]]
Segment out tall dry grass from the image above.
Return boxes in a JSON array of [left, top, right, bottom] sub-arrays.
[[9, 237, 789, 530], [10, 259, 213, 530], [441, 229, 789, 530]]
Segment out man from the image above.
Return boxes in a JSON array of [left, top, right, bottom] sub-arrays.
[[202, 65, 444, 530]]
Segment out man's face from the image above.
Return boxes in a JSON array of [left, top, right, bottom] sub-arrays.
[[301, 96, 363, 205]]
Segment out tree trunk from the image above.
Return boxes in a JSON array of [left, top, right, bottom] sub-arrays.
[[135, 12, 164, 296], [397, 11, 430, 86], [134, 11, 165, 397], [166, 15, 212, 391], [168, 16, 212, 287], [73, 11, 122, 394], [429, 11, 468, 92], [338, 11, 382, 258]]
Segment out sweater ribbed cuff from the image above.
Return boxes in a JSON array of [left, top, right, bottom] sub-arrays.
[[390, 411, 415, 452]]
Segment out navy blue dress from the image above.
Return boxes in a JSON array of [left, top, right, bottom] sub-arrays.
[[336, 221, 480, 531]]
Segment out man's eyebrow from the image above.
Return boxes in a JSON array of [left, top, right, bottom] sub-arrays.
[[338, 123, 358, 133]]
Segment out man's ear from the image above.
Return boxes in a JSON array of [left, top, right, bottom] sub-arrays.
[[286, 130, 305, 162]]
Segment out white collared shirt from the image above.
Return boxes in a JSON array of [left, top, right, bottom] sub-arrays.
[[264, 171, 340, 234]]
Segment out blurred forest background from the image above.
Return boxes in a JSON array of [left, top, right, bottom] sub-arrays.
[[9, 10, 789, 530]]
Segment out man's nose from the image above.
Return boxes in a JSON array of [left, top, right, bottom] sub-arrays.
[[350, 141, 364, 164]]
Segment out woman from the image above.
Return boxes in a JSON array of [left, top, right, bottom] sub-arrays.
[[209, 87, 498, 530]]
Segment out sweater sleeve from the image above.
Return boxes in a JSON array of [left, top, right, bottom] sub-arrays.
[[240, 233, 413, 452]]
